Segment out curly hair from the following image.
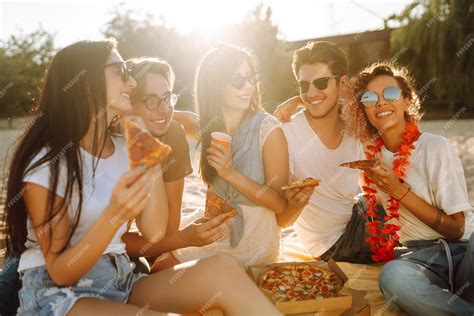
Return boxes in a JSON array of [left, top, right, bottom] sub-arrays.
[[341, 62, 422, 143]]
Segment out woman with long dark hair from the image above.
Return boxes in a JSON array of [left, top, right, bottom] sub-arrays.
[[4, 39, 282, 315], [153, 45, 314, 269]]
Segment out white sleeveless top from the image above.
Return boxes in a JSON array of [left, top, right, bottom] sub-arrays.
[[18, 134, 129, 271], [172, 115, 282, 266], [281, 111, 365, 257]]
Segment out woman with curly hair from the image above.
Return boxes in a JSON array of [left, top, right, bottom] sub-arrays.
[[342, 62, 474, 314]]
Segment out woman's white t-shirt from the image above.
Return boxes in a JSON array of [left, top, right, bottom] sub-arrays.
[[378, 133, 473, 244], [18, 134, 130, 272]]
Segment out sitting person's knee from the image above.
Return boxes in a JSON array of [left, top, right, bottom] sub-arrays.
[[379, 259, 414, 295], [205, 254, 241, 271]]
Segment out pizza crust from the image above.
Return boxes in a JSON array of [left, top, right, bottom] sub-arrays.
[[339, 159, 378, 170], [281, 178, 320, 190]]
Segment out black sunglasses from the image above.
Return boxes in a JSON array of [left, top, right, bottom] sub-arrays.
[[229, 73, 258, 90], [105, 61, 131, 83], [295, 75, 340, 94], [142, 93, 179, 111]]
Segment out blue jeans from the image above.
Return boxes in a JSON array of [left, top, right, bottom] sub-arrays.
[[379, 233, 474, 315], [0, 255, 21, 315]]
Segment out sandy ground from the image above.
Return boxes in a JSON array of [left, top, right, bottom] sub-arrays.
[[0, 118, 472, 315]]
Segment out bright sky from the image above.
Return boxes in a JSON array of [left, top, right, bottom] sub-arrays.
[[0, 0, 413, 48]]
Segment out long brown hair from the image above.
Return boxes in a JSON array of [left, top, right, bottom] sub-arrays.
[[4, 39, 116, 257], [195, 45, 262, 185]]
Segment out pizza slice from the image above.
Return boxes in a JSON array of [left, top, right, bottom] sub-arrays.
[[339, 159, 378, 170], [124, 118, 172, 169], [203, 186, 237, 221], [281, 177, 320, 190]]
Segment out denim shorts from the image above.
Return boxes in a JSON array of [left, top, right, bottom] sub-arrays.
[[17, 253, 147, 316]]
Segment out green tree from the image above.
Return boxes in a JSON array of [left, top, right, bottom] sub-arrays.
[[102, 7, 207, 111], [214, 4, 294, 111], [102, 4, 294, 112], [386, 0, 474, 115], [0, 27, 55, 118]]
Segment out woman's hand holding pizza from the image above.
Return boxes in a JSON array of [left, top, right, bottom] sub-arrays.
[[179, 211, 236, 247], [363, 160, 407, 199], [106, 167, 154, 227]]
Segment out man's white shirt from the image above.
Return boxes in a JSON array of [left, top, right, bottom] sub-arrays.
[[281, 111, 365, 257]]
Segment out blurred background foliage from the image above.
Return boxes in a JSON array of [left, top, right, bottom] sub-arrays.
[[0, 0, 472, 119]]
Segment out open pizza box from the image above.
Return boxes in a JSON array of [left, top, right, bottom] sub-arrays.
[[247, 259, 369, 315]]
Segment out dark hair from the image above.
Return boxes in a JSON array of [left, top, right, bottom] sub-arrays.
[[342, 62, 422, 142], [127, 57, 175, 102], [4, 39, 117, 257], [292, 41, 348, 78], [195, 45, 262, 185]]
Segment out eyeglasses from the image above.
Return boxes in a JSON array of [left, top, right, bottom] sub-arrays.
[[360, 86, 401, 107], [295, 76, 340, 94], [105, 61, 132, 83], [142, 93, 178, 111], [229, 74, 258, 90]]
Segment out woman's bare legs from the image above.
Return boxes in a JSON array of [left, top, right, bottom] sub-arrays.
[[150, 252, 181, 273], [67, 297, 183, 316], [128, 254, 282, 316]]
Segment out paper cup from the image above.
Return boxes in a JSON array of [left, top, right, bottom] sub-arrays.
[[211, 132, 232, 149]]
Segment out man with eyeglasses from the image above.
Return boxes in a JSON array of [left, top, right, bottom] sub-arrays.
[[122, 57, 231, 273], [275, 41, 385, 263]]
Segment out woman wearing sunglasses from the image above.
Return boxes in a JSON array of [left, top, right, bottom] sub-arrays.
[[149, 45, 314, 270], [4, 39, 282, 315], [342, 62, 474, 314]]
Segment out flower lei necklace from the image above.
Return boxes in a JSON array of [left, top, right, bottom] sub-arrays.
[[363, 122, 421, 262]]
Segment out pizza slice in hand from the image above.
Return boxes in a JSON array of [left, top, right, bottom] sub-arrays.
[[204, 186, 237, 221], [124, 118, 172, 169], [339, 159, 379, 170], [281, 178, 320, 190]]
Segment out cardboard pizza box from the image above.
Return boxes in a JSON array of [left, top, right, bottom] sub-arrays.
[[291, 289, 370, 316], [248, 259, 360, 315]]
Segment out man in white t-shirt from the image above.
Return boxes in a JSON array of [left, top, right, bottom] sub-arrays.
[[276, 41, 385, 263]]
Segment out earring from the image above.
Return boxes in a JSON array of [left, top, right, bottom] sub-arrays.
[[109, 114, 121, 127]]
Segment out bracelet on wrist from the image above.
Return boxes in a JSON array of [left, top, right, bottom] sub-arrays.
[[397, 186, 411, 201]]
